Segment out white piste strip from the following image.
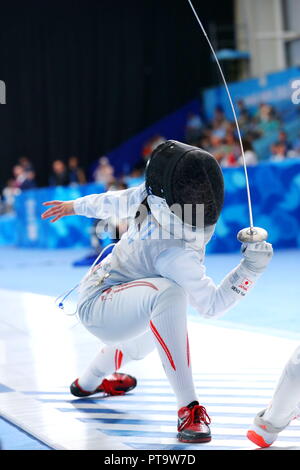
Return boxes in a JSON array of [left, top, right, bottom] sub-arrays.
[[0, 391, 131, 450]]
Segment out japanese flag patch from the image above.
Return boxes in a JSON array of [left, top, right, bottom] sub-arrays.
[[238, 278, 253, 292]]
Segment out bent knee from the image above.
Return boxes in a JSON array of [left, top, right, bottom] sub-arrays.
[[159, 278, 186, 299], [151, 278, 187, 316], [122, 334, 155, 361]]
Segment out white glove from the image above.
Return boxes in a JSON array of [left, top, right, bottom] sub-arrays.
[[241, 241, 273, 273]]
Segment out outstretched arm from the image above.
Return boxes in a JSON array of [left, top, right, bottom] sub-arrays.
[[41, 183, 147, 223], [155, 242, 273, 319], [41, 200, 75, 223]]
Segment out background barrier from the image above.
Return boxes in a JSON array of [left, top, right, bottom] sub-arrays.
[[2, 159, 300, 252]]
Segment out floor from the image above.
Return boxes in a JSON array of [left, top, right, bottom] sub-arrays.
[[0, 247, 300, 450]]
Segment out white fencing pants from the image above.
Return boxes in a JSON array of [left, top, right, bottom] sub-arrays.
[[264, 345, 300, 427], [77, 277, 198, 408]]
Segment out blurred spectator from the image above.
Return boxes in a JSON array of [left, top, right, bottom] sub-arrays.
[[1, 98, 295, 214], [20, 170, 36, 190], [49, 160, 69, 186], [278, 131, 292, 151], [128, 134, 166, 178], [2, 179, 21, 212], [208, 130, 226, 163], [142, 135, 165, 162], [198, 130, 211, 152], [211, 106, 230, 131], [237, 99, 252, 127], [255, 103, 280, 136], [93, 156, 115, 186], [68, 156, 86, 185], [237, 139, 258, 166], [222, 131, 240, 167], [185, 112, 203, 144], [18, 156, 34, 172], [11, 157, 36, 189], [12, 165, 27, 188], [270, 142, 287, 162], [236, 99, 258, 138]]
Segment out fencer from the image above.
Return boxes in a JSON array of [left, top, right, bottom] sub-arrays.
[[247, 345, 300, 448], [42, 140, 273, 443]]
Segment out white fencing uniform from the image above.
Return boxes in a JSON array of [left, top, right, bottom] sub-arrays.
[[262, 346, 300, 428], [73, 183, 270, 407]]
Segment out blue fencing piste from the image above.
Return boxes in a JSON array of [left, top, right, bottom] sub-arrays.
[[2, 159, 300, 252]]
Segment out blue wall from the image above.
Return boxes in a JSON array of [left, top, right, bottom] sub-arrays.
[[1, 159, 300, 253], [203, 66, 300, 121], [207, 158, 300, 253], [13, 183, 105, 249]]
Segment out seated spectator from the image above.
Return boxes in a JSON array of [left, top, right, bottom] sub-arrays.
[[8, 157, 36, 190], [49, 160, 69, 186], [20, 170, 36, 190], [185, 112, 203, 144], [255, 103, 280, 136], [93, 156, 115, 186], [18, 156, 34, 172], [141, 135, 166, 162], [237, 139, 258, 166], [211, 105, 230, 132], [237, 99, 252, 127], [236, 99, 259, 139], [2, 179, 21, 212], [133, 134, 166, 174], [207, 130, 227, 164], [224, 131, 240, 158], [209, 130, 236, 168], [12, 165, 27, 189], [278, 130, 292, 151], [270, 142, 287, 162], [68, 156, 86, 185], [198, 130, 211, 152]]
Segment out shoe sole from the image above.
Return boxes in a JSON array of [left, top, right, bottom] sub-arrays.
[[98, 374, 137, 394], [71, 374, 137, 397], [177, 434, 211, 444], [247, 430, 271, 448]]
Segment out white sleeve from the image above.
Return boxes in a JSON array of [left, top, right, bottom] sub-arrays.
[[155, 247, 262, 319], [73, 183, 147, 220]]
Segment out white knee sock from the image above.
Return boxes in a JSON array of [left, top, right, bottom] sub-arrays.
[[78, 330, 155, 391], [264, 346, 300, 427], [150, 287, 198, 409], [78, 345, 125, 391]]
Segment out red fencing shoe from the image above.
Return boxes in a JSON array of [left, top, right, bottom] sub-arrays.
[[177, 401, 211, 443], [70, 373, 137, 397]]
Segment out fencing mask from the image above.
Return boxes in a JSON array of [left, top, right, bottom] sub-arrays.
[[145, 140, 224, 228]]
